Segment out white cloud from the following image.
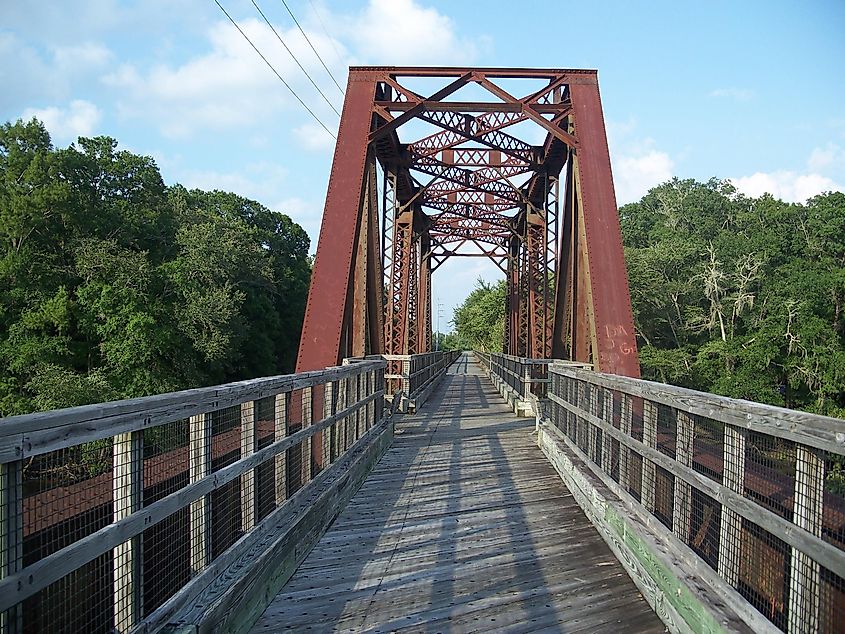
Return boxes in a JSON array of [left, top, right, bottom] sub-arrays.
[[730, 143, 845, 203], [104, 18, 343, 138], [272, 196, 324, 247], [607, 119, 675, 204], [346, 0, 486, 65], [731, 171, 842, 203], [175, 162, 290, 203], [807, 142, 845, 173], [614, 150, 674, 205], [22, 100, 102, 143], [53, 43, 112, 69], [293, 122, 336, 152], [709, 87, 754, 102]]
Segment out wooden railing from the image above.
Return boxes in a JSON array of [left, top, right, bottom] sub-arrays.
[[0, 359, 387, 633], [543, 362, 845, 633], [476, 352, 585, 416], [383, 351, 461, 412]]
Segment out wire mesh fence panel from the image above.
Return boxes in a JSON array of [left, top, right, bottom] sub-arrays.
[[0, 358, 389, 634], [689, 487, 722, 570], [745, 432, 797, 521], [23, 442, 114, 566], [819, 565, 845, 634], [545, 362, 845, 634], [142, 420, 190, 616], [692, 415, 724, 483], [23, 551, 113, 634], [142, 508, 189, 617], [740, 521, 790, 631], [653, 465, 674, 530]]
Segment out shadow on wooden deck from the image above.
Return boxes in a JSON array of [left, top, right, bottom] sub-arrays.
[[251, 353, 664, 633]]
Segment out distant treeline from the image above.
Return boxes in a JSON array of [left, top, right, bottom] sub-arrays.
[[448, 179, 845, 417], [0, 119, 311, 416]]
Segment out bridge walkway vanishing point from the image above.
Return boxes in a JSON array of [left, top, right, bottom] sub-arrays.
[[252, 353, 664, 633]]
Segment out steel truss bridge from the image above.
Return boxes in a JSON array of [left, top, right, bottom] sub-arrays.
[[1, 68, 843, 634]]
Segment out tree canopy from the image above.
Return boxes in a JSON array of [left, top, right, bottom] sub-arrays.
[[623, 178, 844, 417], [449, 279, 506, 353], [0, 118, 311, 415]]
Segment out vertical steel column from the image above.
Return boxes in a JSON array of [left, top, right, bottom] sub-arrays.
[[568, 80, 639, 377]]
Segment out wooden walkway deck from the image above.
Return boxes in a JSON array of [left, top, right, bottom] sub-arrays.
[[252, 353, 664, 633]]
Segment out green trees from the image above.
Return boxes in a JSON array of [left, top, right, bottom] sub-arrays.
[[623, 178, 845, 416], [451, 279, 506, 352], [0, 119, 311, 415]]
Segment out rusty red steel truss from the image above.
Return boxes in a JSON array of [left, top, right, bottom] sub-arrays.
[[297, 67, 639, 380]]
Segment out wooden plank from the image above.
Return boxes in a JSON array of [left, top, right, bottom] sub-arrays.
[[719, 424, 745, 587], [641, 400, 657, 513], [113, 431, 143, 633], [787, 445, 823, 634], [300, 387, 312, 486], [619, 393, 632, 491], [241, 401, 256, 532], [274, 393, 287, 506], [189, 413, 212, 575], [673, 411, 694, 542], [322, 381, 334, 468]]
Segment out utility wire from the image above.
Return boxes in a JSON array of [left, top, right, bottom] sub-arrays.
[[251, 0, 341, 117], [279, 0, 345, 95], [213, 0, 336, 139], [307, 0, 346, 70]]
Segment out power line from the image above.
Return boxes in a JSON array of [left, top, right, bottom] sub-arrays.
[[307, 0, 346, 70], [279, 0, 345, 95], [212, 0, 336, 139], [251, 0, 341, 117]]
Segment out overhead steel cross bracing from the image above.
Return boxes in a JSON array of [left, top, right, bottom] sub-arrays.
[[297, 67, 640, 435]]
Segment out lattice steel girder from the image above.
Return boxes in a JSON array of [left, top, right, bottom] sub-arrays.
[[410, 111, 531, 160], [299, 67, 638, 377]]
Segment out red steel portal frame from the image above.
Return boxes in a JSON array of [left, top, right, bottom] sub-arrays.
[[297, 67, 639, 381]]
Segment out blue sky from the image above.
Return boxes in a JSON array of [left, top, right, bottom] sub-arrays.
[[2, 0, 844, 329]]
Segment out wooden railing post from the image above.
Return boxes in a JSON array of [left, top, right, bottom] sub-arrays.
[[619, 395, 632, 492], [338, 376, 348, 455], [366, 371, 375, 430], [274, 393, 288, 506], [719, 425, 746, 586], [673, 411, 694, 542], [788, 445, 824, 634], [322, 381, 334, 468], [601, 387, 614, 471], [189, 413, 212, 575], [641, 401, 657, 513], [402, 358, 411, 404], [587, 384, 599, 463], [522, 361, 532, 401], [354, 371, 363, 440], [1, 459, 23, 633], [113, 430, 143, 633], [240, 401, 256, 532], [301, 387, 312, 485]]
